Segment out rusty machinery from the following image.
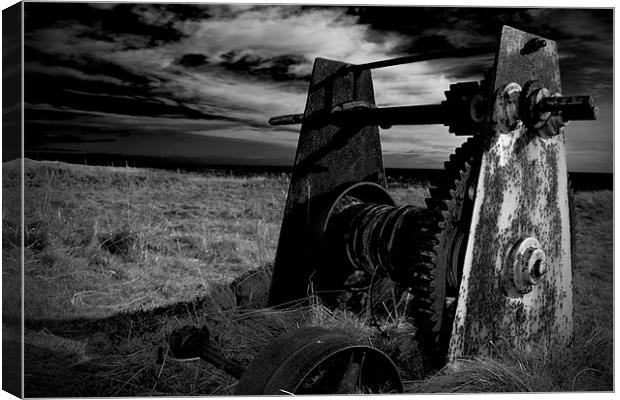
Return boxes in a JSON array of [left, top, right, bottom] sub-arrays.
[[167, 26, 597, 394]]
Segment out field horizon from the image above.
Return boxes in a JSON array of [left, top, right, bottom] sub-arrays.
[[21, 153, 615, 192], [2, 158, 613, 396]]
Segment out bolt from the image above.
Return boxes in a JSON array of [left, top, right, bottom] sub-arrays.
[[504, 237, 547, 297], [533, 259, 547, 279], [520, 38, 547, 55], [524, 248, 547, 285]]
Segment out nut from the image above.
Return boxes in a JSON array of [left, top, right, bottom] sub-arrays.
[[523, 247, 547, 285], [528, 87, 553, 129], [503, 237, 548, 297], [493, 82, 522, 133]]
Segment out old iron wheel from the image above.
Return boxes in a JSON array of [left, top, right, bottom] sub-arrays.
[[235, 327, 403, 395], [410, 135, 484, 368]]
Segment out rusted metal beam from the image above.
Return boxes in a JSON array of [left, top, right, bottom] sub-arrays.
[[268, 58, 387, 306]]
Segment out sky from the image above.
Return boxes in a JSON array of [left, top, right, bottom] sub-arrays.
[[21, 3, 613, 172]]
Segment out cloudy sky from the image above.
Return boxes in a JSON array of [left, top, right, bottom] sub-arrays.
[[23, 3, 613, 172]]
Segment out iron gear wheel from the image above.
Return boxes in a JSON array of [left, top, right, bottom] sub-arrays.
[[442, 81, 485, 136], [408, 135, 484, 367]]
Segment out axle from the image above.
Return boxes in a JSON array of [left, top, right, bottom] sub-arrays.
[[269, 84, 597, 136]]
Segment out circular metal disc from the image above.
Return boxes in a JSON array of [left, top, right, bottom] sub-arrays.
[[235, 327, 403, 395]]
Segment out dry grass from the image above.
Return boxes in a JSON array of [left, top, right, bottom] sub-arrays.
[[2, 159, 613, 396], [6, 160, 288, 321], [406, 329, 612, 393]]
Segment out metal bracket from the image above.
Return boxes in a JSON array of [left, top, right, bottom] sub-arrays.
[[449, 26, 573, 360], [268, 58, 387, 305]]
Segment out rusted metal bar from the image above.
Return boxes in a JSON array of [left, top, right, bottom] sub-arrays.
[[346, 46, 496, 72], [269, 80, 486, 135], [270, 104, 447, 127], [268, 113, 305, 126], [168, 326, 245, 379]]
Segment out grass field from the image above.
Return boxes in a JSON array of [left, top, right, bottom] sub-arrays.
[[2, 159, 613, 396]]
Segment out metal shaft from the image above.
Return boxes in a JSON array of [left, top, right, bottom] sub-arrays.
[[540, 95, 598, 121], [346, 46, 496, 72], [333, 104, 446, 127], [168, 326, 246, 379], [268, 113, 305, 126], [269, 103, 447, 127]]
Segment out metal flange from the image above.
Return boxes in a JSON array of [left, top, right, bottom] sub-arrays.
[[502, 237, 548, 297]]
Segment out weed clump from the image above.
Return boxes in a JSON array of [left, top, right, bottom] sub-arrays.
[[2, 219, 21, 248], [99, 226, 137, 258], [24, 220, 49, 252], [407, 330, 613, 393]]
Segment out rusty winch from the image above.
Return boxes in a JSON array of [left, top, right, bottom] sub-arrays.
[[167, 26, 597, 394]]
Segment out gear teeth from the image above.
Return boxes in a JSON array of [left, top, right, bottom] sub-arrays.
[[412, 285, 434, 294], [410, 133, 484, 367], [417, 297, 434, 306], [413, 273, 434, 282], [415, 308, 436, 318]]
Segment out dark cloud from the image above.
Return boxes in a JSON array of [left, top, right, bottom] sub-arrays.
[[219, 51, 309, 81], [176, 53, 209, 68], [26, 46, 152, 88], [394, 34, 453, 54], [350, 7, 612, 96], [427, 54, 495, 82], [148, 4, 213, 21], [43, 3, 209, 43], [25, 3, 187, 46], [24, 72, 220, 119]]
